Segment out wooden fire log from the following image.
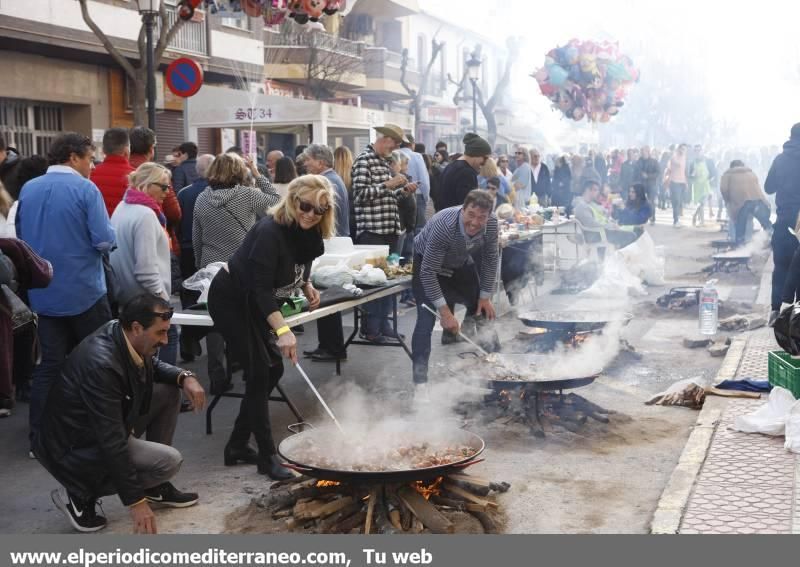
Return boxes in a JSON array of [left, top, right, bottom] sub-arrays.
[[259, 489, 297, 510], [364, 488, 378, 535], [441, 482, 498, 509], [446, 473, 511, 494], [294, 496, 355, 521], [269, 475, 306, 490], [397, 486, 455, 534], [468, 510, 498, 534], [318, 501, 364, 534], [333, 510, 367, 534]]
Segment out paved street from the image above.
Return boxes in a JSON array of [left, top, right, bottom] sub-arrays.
[[1, 206, 782, 534]]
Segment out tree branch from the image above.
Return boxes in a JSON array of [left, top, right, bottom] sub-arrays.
[[78, 0, 137, 79], [448, 71, 467, 107], [417, 39, 443, 99], [484, 40, 519, 112], [399, 48, 416, 98]]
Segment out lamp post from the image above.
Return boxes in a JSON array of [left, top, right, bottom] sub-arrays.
[[466, 53, 482, 134], [137, 0, 161, 130]]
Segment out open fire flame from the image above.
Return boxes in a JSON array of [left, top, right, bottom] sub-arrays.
[[414, 477, 444, 500], [315, 480, 341, 487]]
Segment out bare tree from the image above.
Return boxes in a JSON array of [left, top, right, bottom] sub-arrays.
[[78, 0, 186, 126], [399, 38, 444, 139], [448, 40, 520, 147], [304, 31, 367, 100]]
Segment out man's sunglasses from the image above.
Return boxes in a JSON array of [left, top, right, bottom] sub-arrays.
[[152, 183, 171, 192], [297, 199, 330, 216], [149, 308, 174, 321]]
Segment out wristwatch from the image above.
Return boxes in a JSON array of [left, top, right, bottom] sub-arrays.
[[177, 371, 195, 388]]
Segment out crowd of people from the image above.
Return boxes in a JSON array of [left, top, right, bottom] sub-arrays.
[[0, 119, 796, 534]]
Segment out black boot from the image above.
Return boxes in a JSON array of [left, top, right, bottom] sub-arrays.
[[257, 454, 294, 480], [224, 442, 258, 466]]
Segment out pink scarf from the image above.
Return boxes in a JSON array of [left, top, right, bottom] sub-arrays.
[[124, 189, 166, 227]]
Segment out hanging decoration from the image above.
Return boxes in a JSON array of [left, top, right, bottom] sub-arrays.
[[531, 39, 639, 123], [177, 0, 346, 25]]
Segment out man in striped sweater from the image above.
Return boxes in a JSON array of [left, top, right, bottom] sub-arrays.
[[411, 190, 499, 396]]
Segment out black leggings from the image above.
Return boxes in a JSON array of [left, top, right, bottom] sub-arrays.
[[208, 269, 283, 455]]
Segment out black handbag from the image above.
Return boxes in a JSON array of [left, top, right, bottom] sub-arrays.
[[0, 283, 36, 333]]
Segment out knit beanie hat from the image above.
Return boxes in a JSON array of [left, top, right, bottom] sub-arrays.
[[463, 133, 491, 157]]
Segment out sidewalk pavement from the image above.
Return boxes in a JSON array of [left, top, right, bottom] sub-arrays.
[[652, 322, 800, 533]]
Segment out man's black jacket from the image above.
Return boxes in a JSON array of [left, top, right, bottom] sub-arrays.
[[33, 321, 182, 505]]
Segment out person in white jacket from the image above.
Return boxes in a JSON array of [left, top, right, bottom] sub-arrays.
[[110, 163, 176, 363]]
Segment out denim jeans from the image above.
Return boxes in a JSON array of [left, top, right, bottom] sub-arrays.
[[29, 297, 112, 441], [670, 182, 687, 223], [772, 220, 798, 310], [355, 231, 398, 337], [411, 256, 480, 384], [735, 200, 772, 244]]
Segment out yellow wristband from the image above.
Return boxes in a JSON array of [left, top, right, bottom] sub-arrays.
[[275, 325, 291, 337]]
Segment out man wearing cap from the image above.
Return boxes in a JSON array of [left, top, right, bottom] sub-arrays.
[[438, 133, 491, 210], [351, 124, 418, 342]]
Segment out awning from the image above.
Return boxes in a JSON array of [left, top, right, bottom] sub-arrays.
[[347, 0, 420, 19]]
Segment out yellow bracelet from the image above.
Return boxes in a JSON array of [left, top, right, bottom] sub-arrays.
[[275, 325, 291, 337]]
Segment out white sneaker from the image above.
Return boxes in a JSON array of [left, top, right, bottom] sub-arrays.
[[0, 408, 10, 418], [414, 383, 430, 403], [673, 221, 683, 228]]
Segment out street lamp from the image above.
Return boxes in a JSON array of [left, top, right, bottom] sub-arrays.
[[466, 53, 482, 134], [137, 0, 161, 131]]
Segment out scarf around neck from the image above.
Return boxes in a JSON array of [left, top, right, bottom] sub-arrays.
[[124, 189, 166, 227]]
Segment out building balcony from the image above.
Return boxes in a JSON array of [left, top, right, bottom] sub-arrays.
[[264, 30, 366, 90], [361, 46, 419, 99], [160, 4, 208, 56]]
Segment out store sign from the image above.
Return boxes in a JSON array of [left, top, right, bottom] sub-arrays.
[[234, 107, 273, 121], [421, 106, 459, 125]]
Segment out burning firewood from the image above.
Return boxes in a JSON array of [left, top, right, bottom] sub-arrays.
[[397, 486, 455, 534], [254, 474, 506, 534]]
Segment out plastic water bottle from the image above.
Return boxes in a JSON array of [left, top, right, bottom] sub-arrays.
[[699, 279, 719, 335], [529, 194, 539, 208]]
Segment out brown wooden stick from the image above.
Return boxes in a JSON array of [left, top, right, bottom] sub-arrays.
[[318, 501, 363, 534], [447, 478, 491, 497], [269, 474, 306, 490], [469, 510, 498, 534], [364, 488, 378, 535], [334, 510, 367, 534], [441, 482, 498, 509], [388, 508, 403, 530], [397, 486, 455, 534], [446, 474, 511, 493]]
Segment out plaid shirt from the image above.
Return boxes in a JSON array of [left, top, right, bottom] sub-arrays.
[[351, 144, 403, 235]]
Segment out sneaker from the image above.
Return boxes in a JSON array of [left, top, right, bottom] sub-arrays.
[[0, 408, 10, 418], [51, 488, 107, 533], [144, 482, 198, 508], [29, 450, 36, 459]]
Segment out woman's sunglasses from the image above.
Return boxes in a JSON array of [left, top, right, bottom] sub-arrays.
[[149, 308, 174, 321], [297, 199, 330, 216], [152, 183, 171, 192]]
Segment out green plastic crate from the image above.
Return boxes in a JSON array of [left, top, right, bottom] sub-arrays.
[[767, 351, 800, 398]]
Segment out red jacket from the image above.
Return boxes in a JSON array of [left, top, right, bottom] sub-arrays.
[[91, 155, 134, 217]]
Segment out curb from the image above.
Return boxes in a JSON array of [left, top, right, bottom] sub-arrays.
[[649, 336, 746, 534], [794, 456, 800, 535]]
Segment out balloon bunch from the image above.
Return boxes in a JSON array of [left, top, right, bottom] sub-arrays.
[[532, 39, 639, 123], [179, 0, 346, 25]]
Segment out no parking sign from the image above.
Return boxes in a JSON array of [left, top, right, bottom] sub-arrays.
[[165, 57, 204, 98]]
